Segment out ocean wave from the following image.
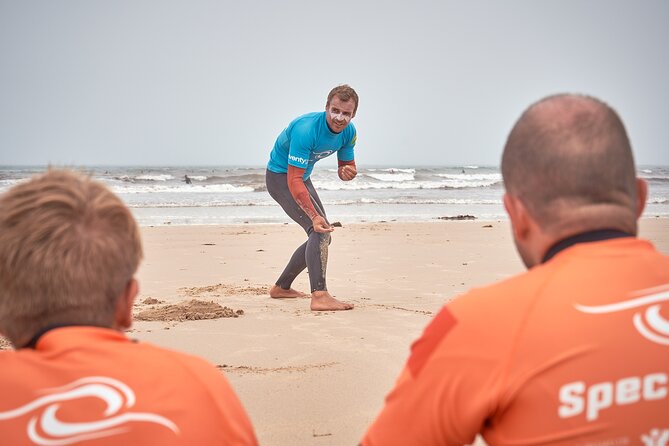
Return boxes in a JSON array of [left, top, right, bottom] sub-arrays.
[[126, 197, 502, 208], [111, 184, 254, 194], [367, 168, 416, 174], [127, 201, 275, 208], [203, 173, 266, 184], [365, 172, 415, 182], [0, 178, 26, 189], [328, 198, 501, 205], [436, 173, 501, 181], [313, 179, 501, 191], [135, 174, 175, 182]]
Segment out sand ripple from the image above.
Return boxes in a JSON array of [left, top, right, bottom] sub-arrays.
[[179, 282, 267, 297]]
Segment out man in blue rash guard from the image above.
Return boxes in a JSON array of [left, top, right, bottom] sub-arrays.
[[265, 85, 358, 311]]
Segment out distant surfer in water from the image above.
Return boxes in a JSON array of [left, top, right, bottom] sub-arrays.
[[265, 85, 359, 311], [184, 175, 192, 184]]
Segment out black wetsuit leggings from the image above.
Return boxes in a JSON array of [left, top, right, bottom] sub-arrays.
[[266, 170, 332, 292]]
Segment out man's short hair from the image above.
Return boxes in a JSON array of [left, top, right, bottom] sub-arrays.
[[501, 94, 637, 230], [327, 84, 359, 114], [0, 169, 143, 343]]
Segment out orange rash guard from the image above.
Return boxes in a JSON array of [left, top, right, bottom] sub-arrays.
[[363, 237, 669, 446], [0, 327, 258, 446]]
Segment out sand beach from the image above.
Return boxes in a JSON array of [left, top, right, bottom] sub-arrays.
[[114, 218, 669, 445], [2, 218, 667, 444]]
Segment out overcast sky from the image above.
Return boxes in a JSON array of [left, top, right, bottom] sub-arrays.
[[1, 0, 668, 167]]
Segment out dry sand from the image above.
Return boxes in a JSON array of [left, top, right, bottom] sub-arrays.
[[2, 218, 667, 445], [129, 218, 668, 445]]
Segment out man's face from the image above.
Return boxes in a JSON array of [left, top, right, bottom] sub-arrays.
[[325, 96, 356, 133]]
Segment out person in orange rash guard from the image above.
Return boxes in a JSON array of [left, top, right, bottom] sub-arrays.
[[0, 169, 258, 446], [362, 94, 669, 446]]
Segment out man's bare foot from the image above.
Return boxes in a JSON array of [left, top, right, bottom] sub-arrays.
[[269, 285, 307, 299], [310, 290, 354, 311]]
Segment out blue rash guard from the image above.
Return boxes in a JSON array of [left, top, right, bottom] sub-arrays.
[[267, 111, 356, 180]]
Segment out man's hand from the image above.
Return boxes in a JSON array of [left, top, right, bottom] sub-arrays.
[[312, 215, 334, 233], [338, 164, 357, 181]]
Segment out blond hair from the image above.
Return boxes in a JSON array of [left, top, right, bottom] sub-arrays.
[[0, 169, 143, 344]]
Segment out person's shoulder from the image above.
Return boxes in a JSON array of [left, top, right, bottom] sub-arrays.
[[413, 270, 549, 371], [450, 266, 549, 316], [290, 112, 322, 136], [346, 123, 357, 143], [436, 266, 558, 348], [291, 111, 322, 127]]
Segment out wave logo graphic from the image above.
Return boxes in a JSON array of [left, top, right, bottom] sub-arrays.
[[311, 150, 335, 161], [0, 376, 178, 445], [575, 284, 669, 346]]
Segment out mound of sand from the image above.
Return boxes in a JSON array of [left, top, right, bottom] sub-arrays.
[[0, 336, 12, 350], [135, 299, 244, 322]]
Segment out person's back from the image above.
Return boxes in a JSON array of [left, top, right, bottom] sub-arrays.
[[396, 237, 669, 444], [0, 170, 257, 445], [1, 327, 257, 445], [362, 95, 669, 445]]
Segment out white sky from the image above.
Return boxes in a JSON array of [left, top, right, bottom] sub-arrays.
[[1, 0, 668, 167]]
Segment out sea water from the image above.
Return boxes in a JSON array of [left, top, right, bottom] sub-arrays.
[[0, 165, 667, 226]]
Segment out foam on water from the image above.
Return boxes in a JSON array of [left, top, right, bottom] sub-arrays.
[[1, 165, 667, 225]]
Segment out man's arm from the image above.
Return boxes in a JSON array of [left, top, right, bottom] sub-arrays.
[[287, 165, 332, 233]]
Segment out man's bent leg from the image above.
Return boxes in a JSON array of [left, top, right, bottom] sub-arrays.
[[303, 180, 353, 310], [305, 229, 353, 311], [306, 231, 329, 292], [270, 241, 308, 298], [266, 170, 312, 297]]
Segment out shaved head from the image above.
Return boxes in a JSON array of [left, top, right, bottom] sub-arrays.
[[501, 94, 639, 235]]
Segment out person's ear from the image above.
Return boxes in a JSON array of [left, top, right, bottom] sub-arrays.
[[504, 193, 531, 241], [635, 178, 648, 219], [114, 278, 138, 331]]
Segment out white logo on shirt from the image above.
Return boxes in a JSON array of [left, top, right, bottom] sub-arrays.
[[574, 284, 669, 346], [558, 373, 668, 421], [0, 376, 178, 445], [288, 154, 308, 165], [642, 428, 669, 446]]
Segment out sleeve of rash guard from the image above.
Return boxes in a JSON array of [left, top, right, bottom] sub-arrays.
[[287, 164, 319, 220], [287, 122, 313, 169], [337, 126, 356, 162], [361, 303, 501, 446]]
